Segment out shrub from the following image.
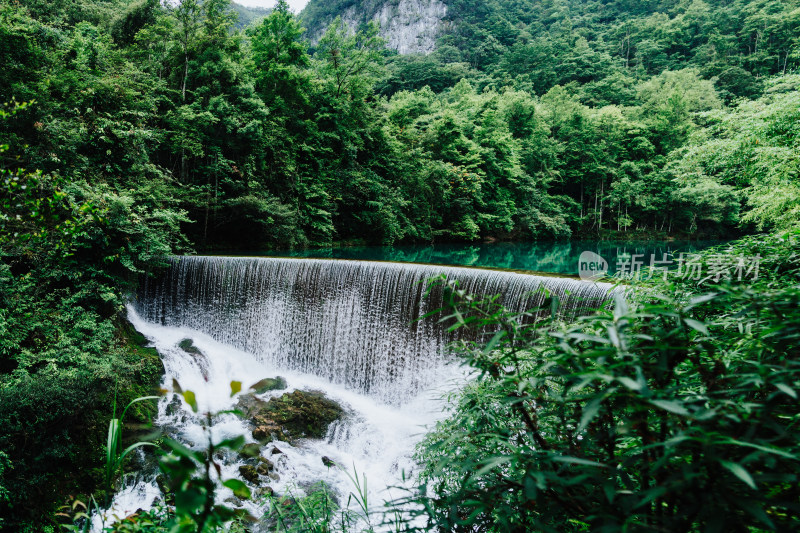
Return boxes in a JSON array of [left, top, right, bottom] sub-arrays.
[[414, 237, 800, 532]]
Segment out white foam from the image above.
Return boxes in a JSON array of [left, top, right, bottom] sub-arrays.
[[93, 307, 464, 530]]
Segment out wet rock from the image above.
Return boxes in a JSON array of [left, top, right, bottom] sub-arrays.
[[123, 430, 163, 478], [239, 457, 275, 486], [252, 417, 288, 443], [250, 376, 288, 394], [321, 456, 336, 468], [235, 394, 268, 419], [269, 472, 280, 482], [177, 339, 210, 382], [255, 486, 274, 498], [178, 338, 201, 355], [237, 389, 344, 444], [270, 446, 283, 455], [239, 442, 261, 459], [224, 495, 243, 507], [164, 394, 182, 417], [257, 457, 274, 475], [263, 390, 344, 440], [239, 465, 260, 485]]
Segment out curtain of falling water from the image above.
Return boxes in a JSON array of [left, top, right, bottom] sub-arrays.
[[134, 257, 614, 403]]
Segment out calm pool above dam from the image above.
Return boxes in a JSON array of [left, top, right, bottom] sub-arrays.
[[238, 240, 725, 277]]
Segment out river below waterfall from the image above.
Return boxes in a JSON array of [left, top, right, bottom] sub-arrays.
[[95, 258, 616, 530], [94, 307, 462, 531]]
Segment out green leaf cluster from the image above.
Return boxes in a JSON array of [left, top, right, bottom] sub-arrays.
[[415, 232, 800, 531]]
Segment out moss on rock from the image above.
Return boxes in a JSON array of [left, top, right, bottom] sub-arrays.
[[239, 464, 260, 484], [250, 376, 288, 393], [266, 390, 343, 440], [237, 389, 344, 444], [178, 338, 202, 356], [177, 338, 210, 382]]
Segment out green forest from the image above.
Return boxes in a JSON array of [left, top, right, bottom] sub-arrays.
[[1, 0, 799, 530]]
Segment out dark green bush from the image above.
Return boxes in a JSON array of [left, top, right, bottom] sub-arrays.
[[0, 106, 178, 528], [415, 234, 800, 532]]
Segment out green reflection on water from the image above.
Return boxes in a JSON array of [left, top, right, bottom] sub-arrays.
[[241, 241, 724, 276]]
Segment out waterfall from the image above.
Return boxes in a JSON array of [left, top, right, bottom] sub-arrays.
[[134, 256, 614, 403], [95, 257, 616, 528]]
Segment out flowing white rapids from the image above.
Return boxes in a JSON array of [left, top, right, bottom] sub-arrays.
[[95, 258, 614, 530], [93, 309, 462, 531]]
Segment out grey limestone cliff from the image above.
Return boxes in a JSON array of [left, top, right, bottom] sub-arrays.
[[305, 0, 447, 55]]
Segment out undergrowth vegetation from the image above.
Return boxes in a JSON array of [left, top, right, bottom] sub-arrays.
[[0, 101, 179, 529], [413, 230, 800, 531], [83, 383, 389, 533]]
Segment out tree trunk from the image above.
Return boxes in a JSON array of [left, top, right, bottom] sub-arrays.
[[182, 52, 189, 102], [598, 180, 604, 233]]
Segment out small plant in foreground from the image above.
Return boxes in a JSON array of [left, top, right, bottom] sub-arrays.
[[259, 458, 414, 533], [145, 380, 257, 532], [81, 381, 259, 532], [104, 387, 161, 497]]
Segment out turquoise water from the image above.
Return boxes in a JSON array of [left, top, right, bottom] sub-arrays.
[[248, 241, 725, 277]]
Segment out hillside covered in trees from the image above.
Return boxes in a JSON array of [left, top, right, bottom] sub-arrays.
[[3, 0, 799, 251], [1, 0, 800, 529]]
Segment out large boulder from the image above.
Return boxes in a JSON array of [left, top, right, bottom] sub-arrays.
[[236, 389, 344, 444]]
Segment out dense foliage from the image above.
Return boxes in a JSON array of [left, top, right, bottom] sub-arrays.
[[303, 0, 800, 240], [0, 99, 180, 529], [2, 0, 799, 251], [415, 230, 800, 531], [1, 0, 800, 529], [304, 0, 800, 101]]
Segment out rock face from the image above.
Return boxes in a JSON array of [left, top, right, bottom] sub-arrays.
[[306, 0, 447, 55], [374, 0, 447, 54], [236, 389, 344, 444]]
